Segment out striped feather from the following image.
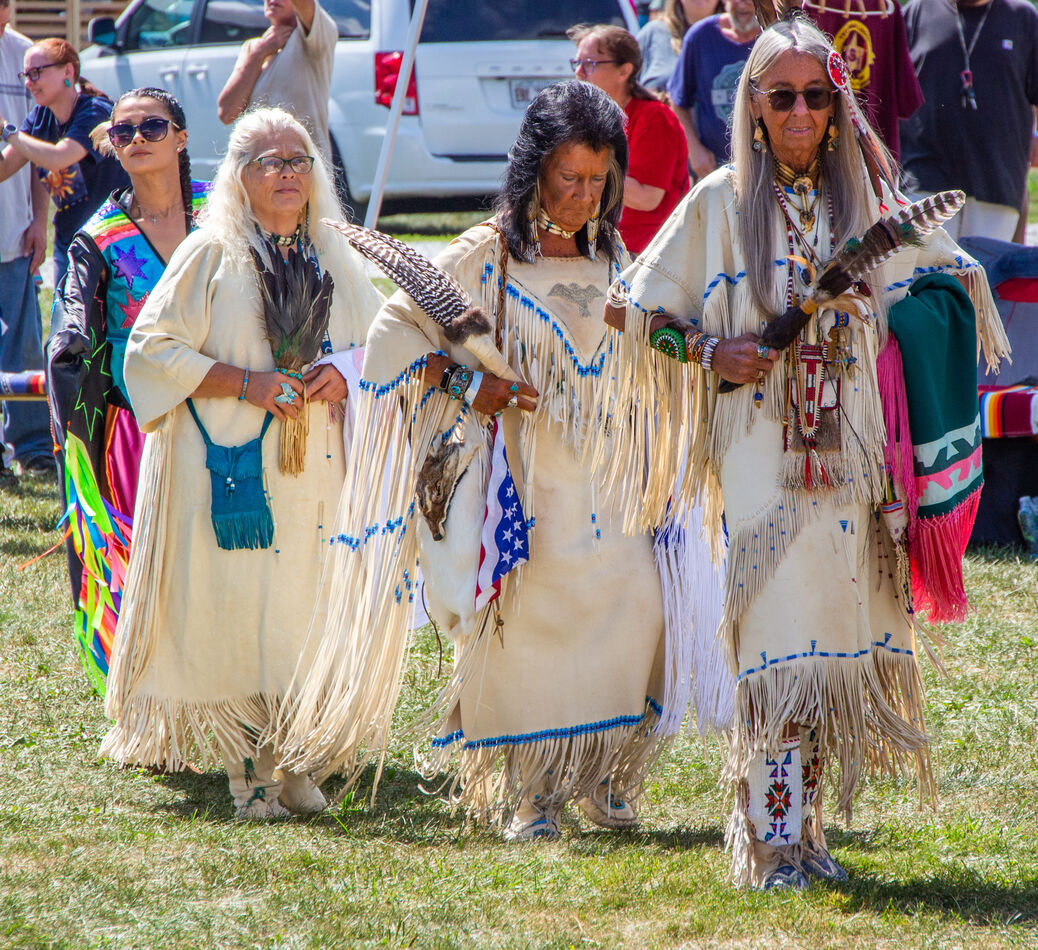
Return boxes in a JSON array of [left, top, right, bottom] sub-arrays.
[[323, 218, 472, 328], [814, 190, 965, 301]]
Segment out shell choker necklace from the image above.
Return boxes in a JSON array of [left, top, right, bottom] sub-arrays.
[[536, 208, 577, 239], [264, 224, 302, 247]]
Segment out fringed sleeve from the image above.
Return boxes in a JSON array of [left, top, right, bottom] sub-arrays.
[[276, 226, 500, 785]]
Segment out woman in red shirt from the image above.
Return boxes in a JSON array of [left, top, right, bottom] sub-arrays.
[[570, 24, 690, 255]]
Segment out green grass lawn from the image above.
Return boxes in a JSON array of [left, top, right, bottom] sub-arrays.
[[0, 474, 1035, 949]]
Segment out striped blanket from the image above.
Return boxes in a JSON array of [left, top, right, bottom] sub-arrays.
[[979, 384, 1038, 439]]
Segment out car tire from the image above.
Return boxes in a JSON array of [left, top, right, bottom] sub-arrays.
[[330, 137, 367, 224]]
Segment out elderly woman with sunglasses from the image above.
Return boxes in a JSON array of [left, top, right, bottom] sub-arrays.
[[0, 38, 127, 283], [47, 87, 206, 686], [99, 107, 381, 819], [603, 14, 1008, 889]]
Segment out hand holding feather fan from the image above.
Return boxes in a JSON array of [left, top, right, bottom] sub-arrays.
[[717, 190, 965, 393], [251, 240, 335, 474]]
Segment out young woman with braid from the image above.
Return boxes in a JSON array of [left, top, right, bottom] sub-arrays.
[[47, 87, 207, 692]]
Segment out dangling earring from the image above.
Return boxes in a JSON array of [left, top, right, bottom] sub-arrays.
[[752, 119, 767, 154], [586, 201, 601, 262], [527, 179, 541, 249], [826, 120, 839, 153]]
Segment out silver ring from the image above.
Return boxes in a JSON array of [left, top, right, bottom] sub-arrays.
[[506, 395, 519, 408], [756, 343, 770, 360]]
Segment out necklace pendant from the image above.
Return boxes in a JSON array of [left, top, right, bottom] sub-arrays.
[[799, 210, 816, 231]]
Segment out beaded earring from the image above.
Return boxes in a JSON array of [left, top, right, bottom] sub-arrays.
[[826, 120, 839, 152], [752, 119, 767, 154], [585, 201, 601, 262]]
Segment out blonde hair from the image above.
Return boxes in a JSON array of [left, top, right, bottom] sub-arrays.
[[198, 107, 344, 267], [730, 16, 895, 316]]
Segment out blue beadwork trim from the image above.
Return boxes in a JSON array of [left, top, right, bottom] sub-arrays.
[[737, 632, 914, 681], [359, 351, 445, 398], [429, 695, 662, 751], [882, 257, 976, 294], [328, 501, 416, 551]]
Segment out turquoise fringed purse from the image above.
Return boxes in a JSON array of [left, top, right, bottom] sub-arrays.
[[185, 399, 275, 551]]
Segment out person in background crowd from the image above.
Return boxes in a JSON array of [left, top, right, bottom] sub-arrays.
[[799, 0, 922, 162], [667, 0, 761, 179], [0, 38, 128, 285], [0, 0, 51, 478], [217, 0, 337, 160], [900, 0, 1038, 242], [638, 0, 722, 92], [47, 87, 207, 683], [571, 24, 690, 254]]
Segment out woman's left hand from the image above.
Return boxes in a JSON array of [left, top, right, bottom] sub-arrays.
[[303, 363, 348, 403]]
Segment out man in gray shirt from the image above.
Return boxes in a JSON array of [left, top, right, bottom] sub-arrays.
[[217, 0, 337, 159]]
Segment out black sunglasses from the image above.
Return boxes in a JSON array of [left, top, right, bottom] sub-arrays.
[[752, 85, 836, 112], [107, 116, 179, 149]]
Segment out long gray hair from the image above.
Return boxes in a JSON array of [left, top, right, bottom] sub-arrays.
[[731, 16, 894, 317], [199, 107, 344, 267]]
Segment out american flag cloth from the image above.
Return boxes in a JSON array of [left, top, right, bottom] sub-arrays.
[[474, 417, 529, 611]]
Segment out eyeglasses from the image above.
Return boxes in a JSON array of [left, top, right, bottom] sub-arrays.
[[18, 63, 62, 83], [570, 58, 618, 75], [751, 84, 836, 112], [248, 155, 315, 175], [107, 116, 179, 148]]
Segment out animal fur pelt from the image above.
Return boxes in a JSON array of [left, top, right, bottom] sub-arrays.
[[322, 218, 521, 384], [718, 190, 965, 393], [415, 426, 481, 541]]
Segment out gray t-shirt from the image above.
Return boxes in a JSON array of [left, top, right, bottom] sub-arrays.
[[637, 19, 680, 92], [247, 1, 337, 159], [900, 0, 1038, 208], [0, 27, 34, 261]]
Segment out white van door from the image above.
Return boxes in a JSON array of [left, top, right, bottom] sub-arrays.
[[412, 0, 635, 160]]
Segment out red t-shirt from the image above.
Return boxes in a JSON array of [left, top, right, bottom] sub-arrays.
[[619, 97, 691, 255]]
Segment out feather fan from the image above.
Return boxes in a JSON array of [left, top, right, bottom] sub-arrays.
[[251, 241, 334, 370], [752, 0, 797, 27], [323, 218, 521, 383], [250, 240, 335, 474], [717, 189, 965, 393]]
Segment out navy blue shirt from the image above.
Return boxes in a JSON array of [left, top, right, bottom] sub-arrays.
[[19, 94, 129, 252], [667, 16, 756, 162]]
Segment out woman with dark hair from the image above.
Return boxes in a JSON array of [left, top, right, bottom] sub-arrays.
[[570, 23, 690, 254], [0, 38, 128, 283], [277, 81, 685, 841], [46, 87, 206, 691]]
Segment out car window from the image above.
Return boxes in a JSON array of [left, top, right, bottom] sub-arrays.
[[122, 0, 194, 50], [417, 0, 627, 42], [198, 0, 370, 44]]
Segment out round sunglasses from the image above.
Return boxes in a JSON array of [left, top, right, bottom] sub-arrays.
[[751, 85, 837, 112], [107, 116, 180, 149]]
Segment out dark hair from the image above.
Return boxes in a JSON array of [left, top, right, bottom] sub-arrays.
[[567, 23, 656, 102], [114, 87, 194, 234], [496, 81, 628, 265], [31, 38, 110, 100]]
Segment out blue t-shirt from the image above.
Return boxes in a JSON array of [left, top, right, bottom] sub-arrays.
[[19, 95, 129, 251], [667, 16, 755, 162]]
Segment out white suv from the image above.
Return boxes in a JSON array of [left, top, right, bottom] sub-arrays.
[[80, 0, 636, 214]]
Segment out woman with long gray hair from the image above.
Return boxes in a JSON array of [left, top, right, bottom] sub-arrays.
[[603, 13, 1009, 888], [100, 107, 382, 818]]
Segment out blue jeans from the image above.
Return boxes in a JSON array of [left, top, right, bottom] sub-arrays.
[[0, 254, 51, 463]]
